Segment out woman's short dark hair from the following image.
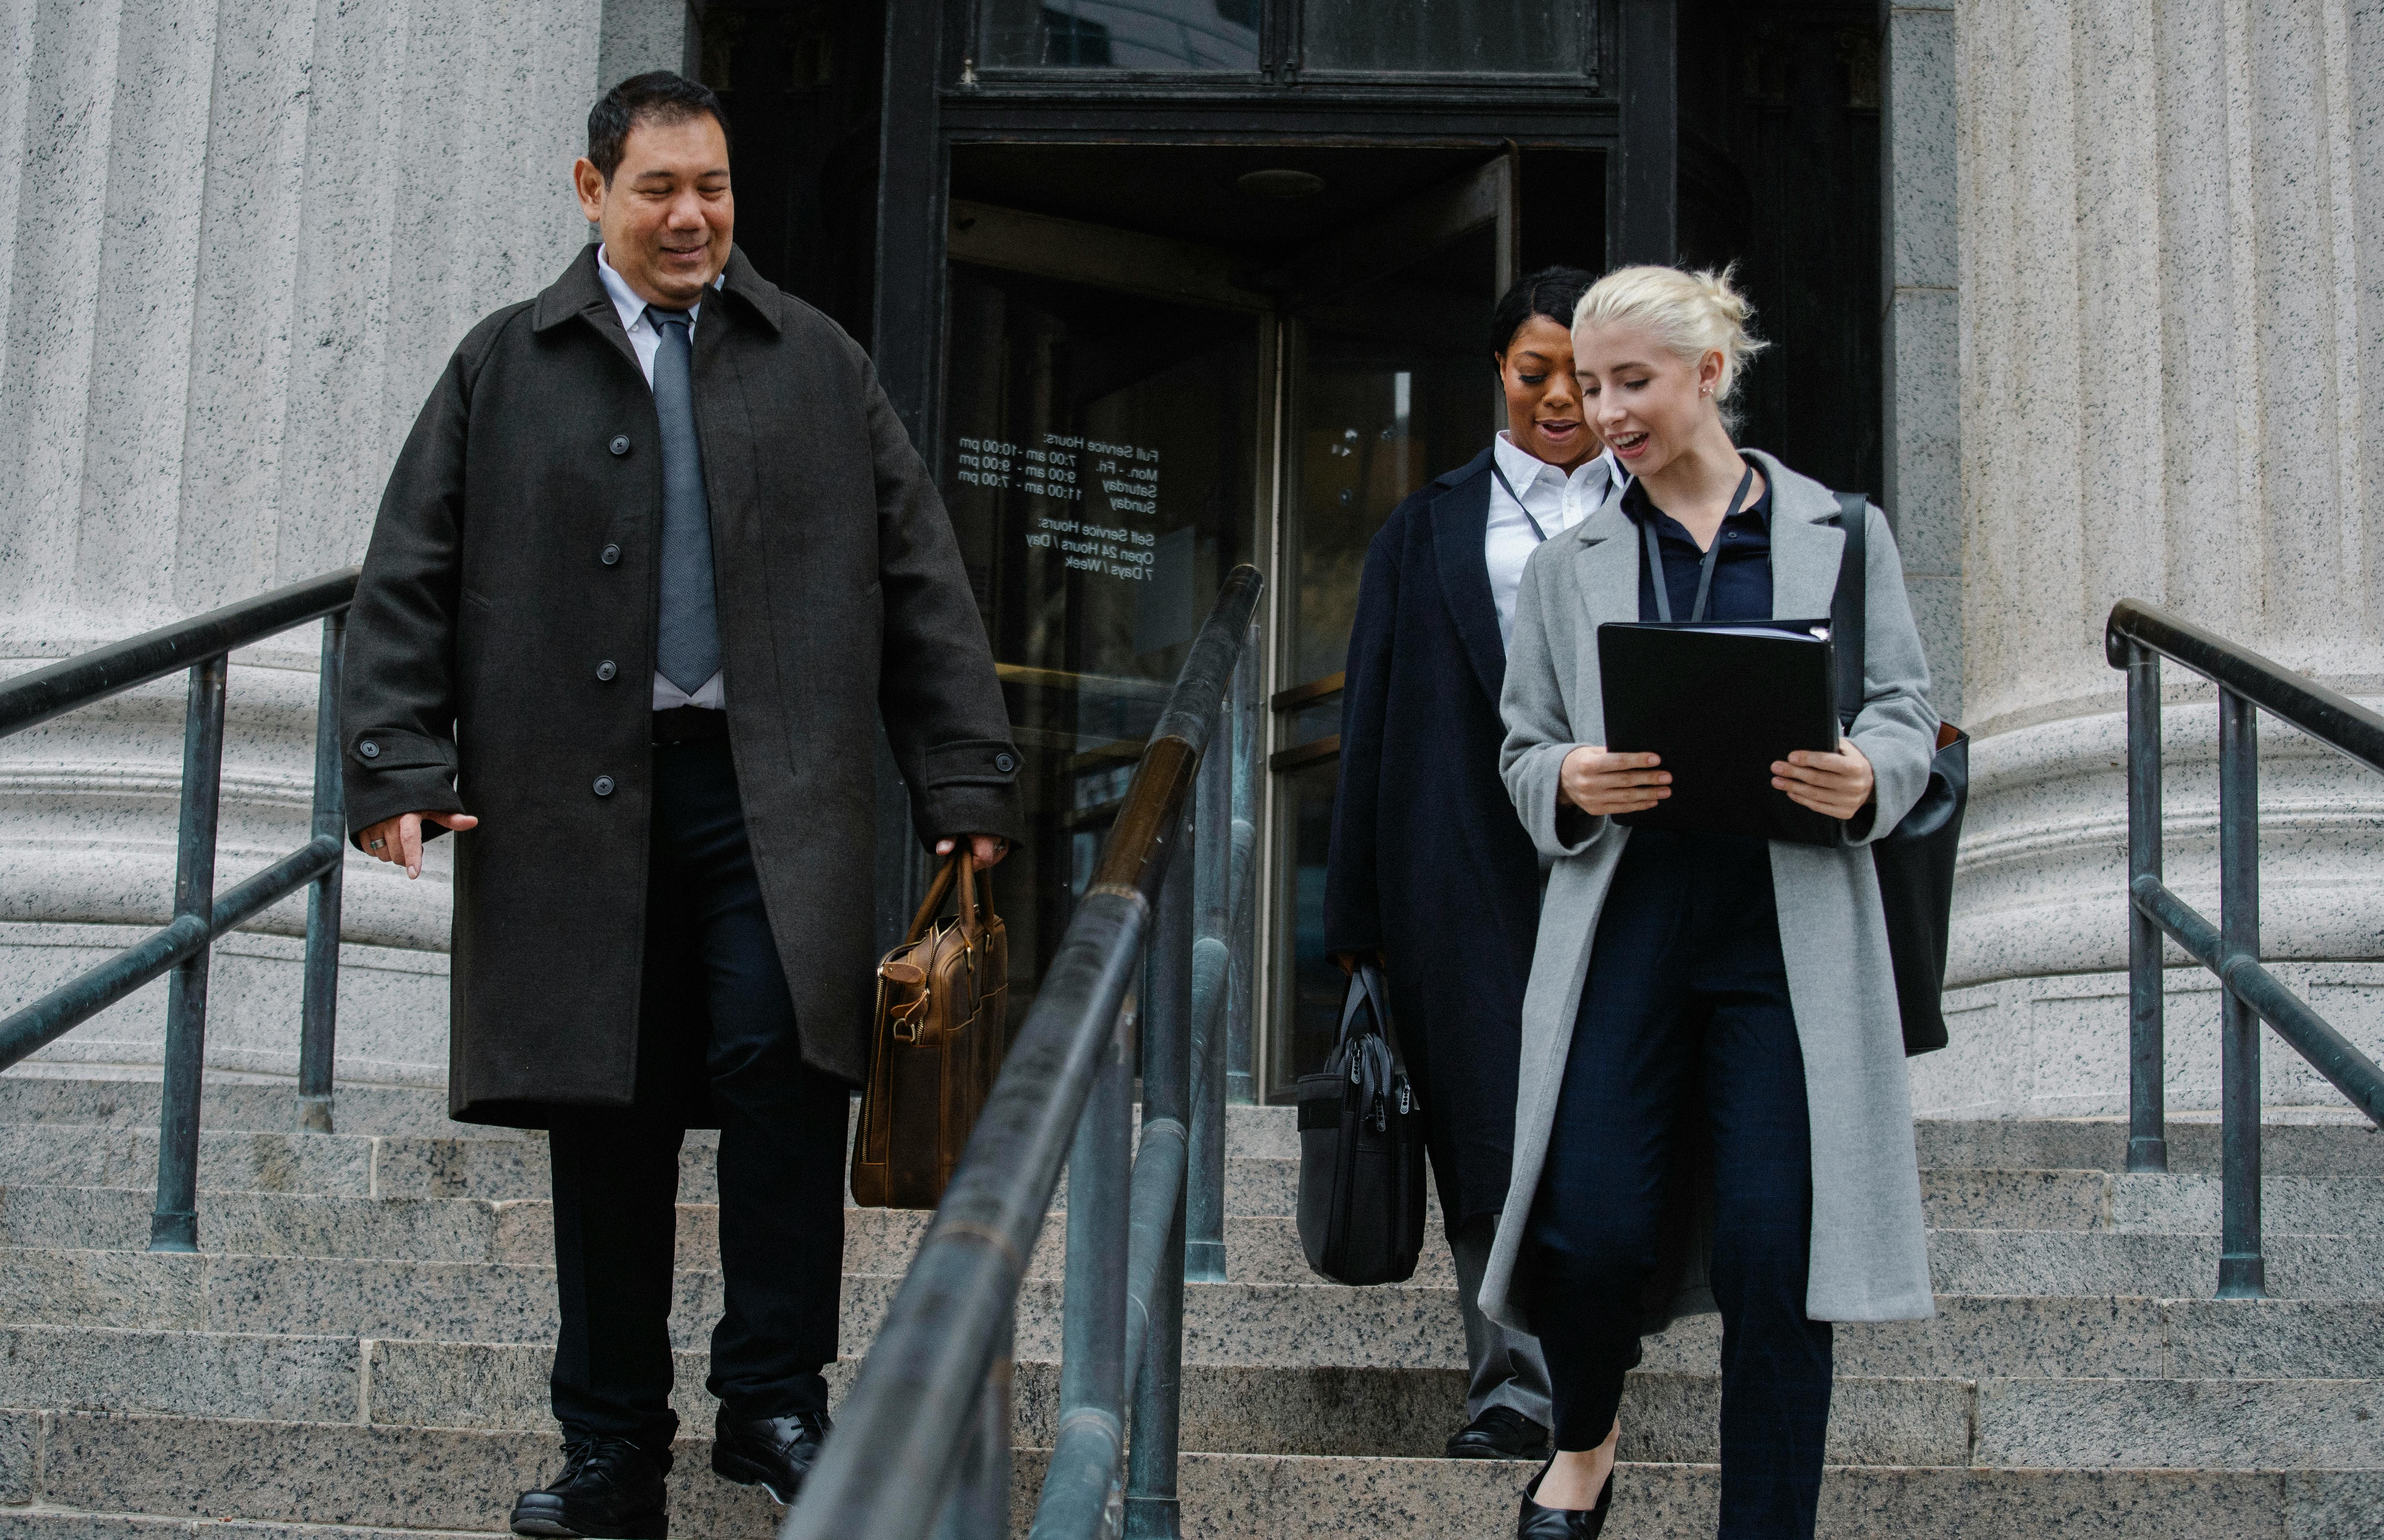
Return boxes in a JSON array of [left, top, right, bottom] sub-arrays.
[[1489, 265, 1597, 357], [587, 72, 731, 183]]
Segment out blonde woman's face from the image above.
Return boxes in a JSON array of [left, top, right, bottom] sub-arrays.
[[1572, 322, 1725, 480]]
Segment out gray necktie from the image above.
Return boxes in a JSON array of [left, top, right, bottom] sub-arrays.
[[648, 307, 722, 695]]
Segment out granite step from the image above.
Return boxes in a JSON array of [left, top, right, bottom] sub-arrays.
[[345, 1341, 2384, 1470], [0, 1318, 1987, 1466], [0, 1185, 1461, 1285], [0, 1412, 2369, 1539], [2, 1081, 2374, 1180], [8, 1116, 2377, 1230], [5, 1280, 2380, 1393], [1923, 1229, 2384, 1300], [0, 1515, 516, 1540], [0, 1079, 478, 1140], [9, 1173, 2374, 1284], [1912, 1118, 2384, 1178], [1923, 1169, 2384, 1236]]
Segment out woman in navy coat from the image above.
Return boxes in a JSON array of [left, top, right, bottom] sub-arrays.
[[1324, 267, 1623, 1462]]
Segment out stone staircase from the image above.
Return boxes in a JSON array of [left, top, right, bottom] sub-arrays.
[[0, 1076, 2376, 1538]]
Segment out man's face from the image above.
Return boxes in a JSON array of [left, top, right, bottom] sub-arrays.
[[572, 113, 733, 308]]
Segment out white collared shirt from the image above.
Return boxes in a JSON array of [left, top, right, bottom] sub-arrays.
[[594, 244, 728, 711], [1485, 433, 1625, 651]]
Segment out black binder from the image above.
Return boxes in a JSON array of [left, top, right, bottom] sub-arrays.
[[1596, 619, 1846, 847]]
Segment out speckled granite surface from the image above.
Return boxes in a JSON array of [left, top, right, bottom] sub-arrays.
[[0, 1079, 2377, 1536]]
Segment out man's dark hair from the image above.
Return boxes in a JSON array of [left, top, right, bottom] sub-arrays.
[[1489, 265, 1597, 356], [586, 72, 731, 183]]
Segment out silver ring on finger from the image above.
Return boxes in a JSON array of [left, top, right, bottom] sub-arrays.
[[368, 839, 386, 851]]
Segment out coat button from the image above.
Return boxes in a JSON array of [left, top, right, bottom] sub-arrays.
[[994, 752, 1017, 773], [593, 775, 615, 797], [596, 660, 617, 682], [600, 544, 621, 566], [609, 435, 631, 456], [358, 740, 379, 759]]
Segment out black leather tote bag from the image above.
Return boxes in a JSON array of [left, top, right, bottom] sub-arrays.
[[1831, 492, 1969, 1056], [1295, 961, 1428, 1284]]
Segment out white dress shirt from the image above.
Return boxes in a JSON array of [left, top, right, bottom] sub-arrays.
[[594, 245, 728, 711], [1484, 432, 1624, 651]]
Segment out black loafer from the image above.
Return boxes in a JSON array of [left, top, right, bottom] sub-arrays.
[[1448, 1406, 1554, 1461], [711, 1408, 832, 1505], [1516, 1461, 1614, 1539], [511, 1436, 668, 1539]]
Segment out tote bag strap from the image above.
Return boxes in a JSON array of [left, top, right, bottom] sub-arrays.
[[1830, 491, 1869, 733]]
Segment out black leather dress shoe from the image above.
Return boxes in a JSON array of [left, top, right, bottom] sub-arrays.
[[1516, 1461, 1614, 1540], [510, 1437, 668, 1539], [711, 1408, 832, 1504], [1448, 1406, 1555, 1461]]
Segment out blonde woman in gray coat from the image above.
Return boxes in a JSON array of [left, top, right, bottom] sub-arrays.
[[1485, 265, 1935, 1540]]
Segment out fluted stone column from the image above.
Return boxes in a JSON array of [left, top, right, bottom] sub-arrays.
[[1920, 0, 2384, 1117], [0, 0, 686, 1086]]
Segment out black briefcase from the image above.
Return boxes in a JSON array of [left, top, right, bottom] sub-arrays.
[[1295, 962, 1427, 1285], [1832, 492, 1970, 1056]]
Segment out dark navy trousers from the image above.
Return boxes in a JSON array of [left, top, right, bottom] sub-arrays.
[[548, 737, 850, 1460], [1530, 829, 1832, 1539]]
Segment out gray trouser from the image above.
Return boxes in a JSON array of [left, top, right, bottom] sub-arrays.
[[1449, 1213, 1553, 1426]]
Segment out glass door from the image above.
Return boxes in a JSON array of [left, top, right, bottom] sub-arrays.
[[939, 220, 1268, 1058], [933, 153, 1517, 1103], [1263, 160, 1517, 1099]]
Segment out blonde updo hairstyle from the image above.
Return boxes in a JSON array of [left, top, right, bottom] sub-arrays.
[[1571, 263, 1769, 435]]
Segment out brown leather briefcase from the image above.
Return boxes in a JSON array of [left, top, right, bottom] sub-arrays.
[[849, 852, 1010, 1209]]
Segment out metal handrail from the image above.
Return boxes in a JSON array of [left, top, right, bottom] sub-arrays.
[[2105, 598, 2384, 1299], [785, 566, 1266, 1540], [0, 567, 358, 1248]]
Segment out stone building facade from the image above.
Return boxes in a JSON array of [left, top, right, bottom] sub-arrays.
[[0, 0, 2378, 1123]]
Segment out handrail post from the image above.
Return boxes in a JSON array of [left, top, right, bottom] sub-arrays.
[[2126, 643, 2167, 1172], [2216, 687, 2265, 1298], [1124, 809, 1194, 1540], [151, 655, 228, 1253], [1185, 706, 1231, 1284], [1027, 1003, 1134, 1538], [1225, 621, 1260, 1106], [298, 611, 346, 1134]]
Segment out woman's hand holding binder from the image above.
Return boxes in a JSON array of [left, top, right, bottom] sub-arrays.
[[1771, 739, 1874, 820], [1559, 746, 1673, 816]]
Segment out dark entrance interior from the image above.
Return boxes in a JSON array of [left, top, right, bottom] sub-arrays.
[[695, 0, 891, 346], [688, 0, 1887, 1100], [936, 141, 1606, 1097]]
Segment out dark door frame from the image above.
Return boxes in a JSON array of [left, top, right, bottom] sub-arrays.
[[875, 0, 1680, 449], [867, 0, 1680, 949]]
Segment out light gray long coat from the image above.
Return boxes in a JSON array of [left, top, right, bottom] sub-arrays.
[[1480, 450, 1937, 1333]]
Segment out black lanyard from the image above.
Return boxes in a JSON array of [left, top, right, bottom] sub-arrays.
[[1643, 463, 1755, 624], [1488, 459, 1551, 543]]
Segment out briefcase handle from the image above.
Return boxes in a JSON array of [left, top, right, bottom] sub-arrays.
[[902, 850, 989, 947], [1337, 960, 1410, 1074]]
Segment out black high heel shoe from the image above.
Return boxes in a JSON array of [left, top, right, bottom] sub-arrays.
[[1515, 1459, 1614, 1539]]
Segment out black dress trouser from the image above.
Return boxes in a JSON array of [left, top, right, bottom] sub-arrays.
[[1529, 829, 1833, 1540], [548, 736, 850, 1459]]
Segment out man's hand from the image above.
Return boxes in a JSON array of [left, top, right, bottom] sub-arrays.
[[1772, 739, 1875, 820], [359, 811, 480, 879], [1329, 950, 1386, 976], [1559, 746, 1669, 816], [937, 834, 1011, 870]]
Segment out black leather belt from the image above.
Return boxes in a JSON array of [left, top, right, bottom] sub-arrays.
[[652, 706, 729, 745]]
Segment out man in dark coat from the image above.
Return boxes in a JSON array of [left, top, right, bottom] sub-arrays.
[[1324, 268, 1616, 1464], [340, 74, 1022, 1538]]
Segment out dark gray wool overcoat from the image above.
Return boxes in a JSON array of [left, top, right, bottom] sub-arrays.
[[341, 243, 1025, 1128]]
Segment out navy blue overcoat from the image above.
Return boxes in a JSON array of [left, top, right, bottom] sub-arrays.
[[1323, 448, 1542, 1232]]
